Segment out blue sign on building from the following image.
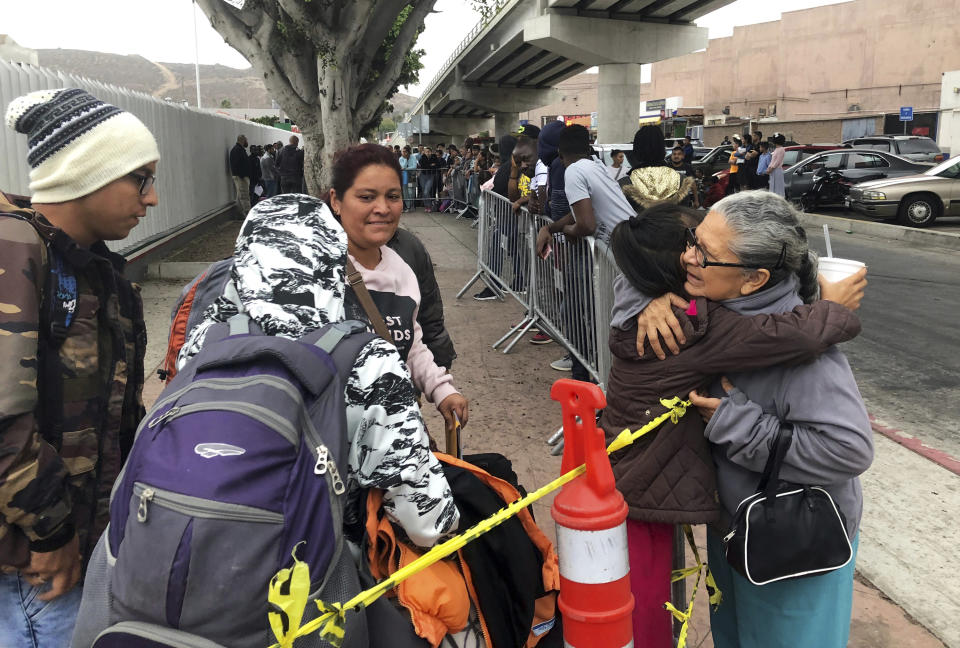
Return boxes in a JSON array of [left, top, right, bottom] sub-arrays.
[[899, 106, 914, 121]]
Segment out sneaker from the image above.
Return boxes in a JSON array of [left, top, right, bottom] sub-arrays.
[[530, 332, 553, 345], [550, 355, 573, 371], [473, 287, 498, 301]]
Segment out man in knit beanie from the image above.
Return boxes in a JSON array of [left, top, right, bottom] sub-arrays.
[[0, 87, 157, 646]]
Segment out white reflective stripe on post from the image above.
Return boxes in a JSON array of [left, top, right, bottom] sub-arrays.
[[556, 523, 629, 584], [565, 641, 633, 648]]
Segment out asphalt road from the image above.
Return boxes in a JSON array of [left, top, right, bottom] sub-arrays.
[[815, 206, 960, 234], [803, 225, 960, 460]]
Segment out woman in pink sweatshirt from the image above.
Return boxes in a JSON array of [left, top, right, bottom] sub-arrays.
[[328, 143, 469, 435]]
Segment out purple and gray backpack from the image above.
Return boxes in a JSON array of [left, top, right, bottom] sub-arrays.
[[74, 315, 375, 648]]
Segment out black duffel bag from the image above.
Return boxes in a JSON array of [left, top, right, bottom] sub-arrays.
[[723, 426, 853, 585]]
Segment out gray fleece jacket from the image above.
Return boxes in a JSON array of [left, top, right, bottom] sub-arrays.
[[705, 275, 873, 541]]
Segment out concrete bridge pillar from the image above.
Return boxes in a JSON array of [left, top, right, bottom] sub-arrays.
[[597, 63, 644, 145], [494, 112, 520, 139]]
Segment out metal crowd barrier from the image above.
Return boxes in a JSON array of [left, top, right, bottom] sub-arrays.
[[592, 239, 620, 391], [457, 189, 615, 383], [529, 214, 601, 385], [399, 163, 488, 218], [456, 191, 534, 338]]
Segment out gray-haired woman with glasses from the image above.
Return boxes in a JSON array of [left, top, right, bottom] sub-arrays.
[[631, 191, 872, 647]]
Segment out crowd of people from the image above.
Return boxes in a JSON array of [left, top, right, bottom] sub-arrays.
[[229, 133, 306, 216], [0, 85, 873, 648], [393, 140, 495, 213], [724, 131, 787, 197]]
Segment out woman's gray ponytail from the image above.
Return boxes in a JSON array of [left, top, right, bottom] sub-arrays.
[[711, 191, 820, 304]]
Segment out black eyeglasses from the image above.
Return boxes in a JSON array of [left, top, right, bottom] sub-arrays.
[[128, 171, 156, 196], [685, 228, 785, 270]]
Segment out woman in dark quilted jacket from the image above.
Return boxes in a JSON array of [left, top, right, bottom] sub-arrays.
[[601, 203, 865, 647]]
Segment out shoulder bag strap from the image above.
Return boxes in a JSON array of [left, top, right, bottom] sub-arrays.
[[757, 425, 794, 500], [344, 257, 393, 345]]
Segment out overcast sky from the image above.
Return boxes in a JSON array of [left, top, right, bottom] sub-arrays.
[[1, 0, 850, 95]]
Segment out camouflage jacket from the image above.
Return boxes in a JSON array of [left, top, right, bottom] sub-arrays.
[[0, 200, 146, 568]]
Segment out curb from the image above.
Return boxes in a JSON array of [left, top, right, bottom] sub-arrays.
[[799, 212, 960, 252], [145, 261, 211, 281], [869, 415, 960, 477]]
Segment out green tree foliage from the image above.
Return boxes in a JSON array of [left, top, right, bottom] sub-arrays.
[[249, 115, 281, 126]]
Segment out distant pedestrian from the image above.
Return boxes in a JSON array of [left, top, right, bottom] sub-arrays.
[[682, 135, 695, 163], [276, 135, 302, 194], [398, 145, 416, 211], [726, 135, 744, 195], [260, 143, 278, 198], [229, 134, 251, 216], [767, 134, 787, 197], [248, 144, 263, 204], [607, 149, 629, 182], [755, 140, 772, 191], [668, 146, 699, 208]]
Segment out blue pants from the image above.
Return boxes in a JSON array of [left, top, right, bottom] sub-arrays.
[[707, 529, 858, 648], [0, 571, 83, 647]]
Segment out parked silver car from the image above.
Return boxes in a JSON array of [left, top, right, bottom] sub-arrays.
[[847, 155, 960, 227], [784, 149, 932, 202], [841, 135, 947, 164]]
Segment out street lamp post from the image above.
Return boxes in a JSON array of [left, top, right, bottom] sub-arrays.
[[192, 0, 202, 109]]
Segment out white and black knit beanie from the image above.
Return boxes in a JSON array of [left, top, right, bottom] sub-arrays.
[[4, 88, 160, 203]]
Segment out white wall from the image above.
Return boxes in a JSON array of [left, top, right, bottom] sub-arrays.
[[938, 70, 960, 156], [0, 58, 292, 253]]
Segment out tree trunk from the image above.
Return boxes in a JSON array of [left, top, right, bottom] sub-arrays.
[[307, 64, 358, 197], [301, 128, 326, 197]]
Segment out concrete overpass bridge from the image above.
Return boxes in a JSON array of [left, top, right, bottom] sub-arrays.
[[411, 0, 735, 144]]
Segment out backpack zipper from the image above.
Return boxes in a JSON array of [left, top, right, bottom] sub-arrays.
[[314, 444, 345, 495], [133, 482, 284, 524], [145, 401, 300, 447]]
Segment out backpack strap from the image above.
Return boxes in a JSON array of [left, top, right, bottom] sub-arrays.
[[304, 320, 378, 390]]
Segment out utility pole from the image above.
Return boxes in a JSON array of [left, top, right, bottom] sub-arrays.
[[192, 0, 202, 109]]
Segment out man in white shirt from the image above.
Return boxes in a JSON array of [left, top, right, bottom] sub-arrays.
[[534, 125, 636, 380]]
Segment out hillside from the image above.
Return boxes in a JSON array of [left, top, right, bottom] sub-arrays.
[[36, 48, 417, 116]]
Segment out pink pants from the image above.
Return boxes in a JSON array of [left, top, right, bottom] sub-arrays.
[[626, 519, 674, 648]]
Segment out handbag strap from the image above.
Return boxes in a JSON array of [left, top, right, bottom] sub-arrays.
[[344, 257, 394, 345], [757, 426, 794, 500]]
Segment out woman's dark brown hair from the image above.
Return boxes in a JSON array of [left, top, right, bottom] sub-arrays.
[[610, 203, 703, 298], [328, 143, 403, 204]]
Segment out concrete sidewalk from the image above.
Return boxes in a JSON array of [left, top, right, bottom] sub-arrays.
[[139, 209, 950, 648]]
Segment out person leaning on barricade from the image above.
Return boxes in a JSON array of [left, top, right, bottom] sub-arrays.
[[533, 125, 636, 378], [1, 88, 157, 647], [600, 202, 867, 646]]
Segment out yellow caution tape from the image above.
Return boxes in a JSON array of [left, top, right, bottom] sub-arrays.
[[267, 543, 310, 648], [268, 397, 691, 648], [663, 525, 723, 648]]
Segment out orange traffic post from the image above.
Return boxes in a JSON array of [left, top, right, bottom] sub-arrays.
[[550, 379, 634, 648]]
